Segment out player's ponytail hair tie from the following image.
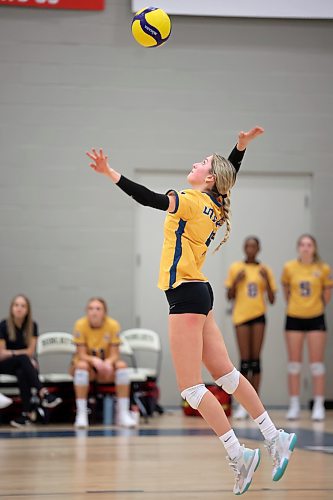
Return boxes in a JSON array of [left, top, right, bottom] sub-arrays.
[[210, 154, 237, 253]]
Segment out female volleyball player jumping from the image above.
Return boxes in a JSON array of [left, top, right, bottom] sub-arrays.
[[86, 127, 297, 496]]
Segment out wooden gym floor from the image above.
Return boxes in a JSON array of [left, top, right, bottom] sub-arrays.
[[0, 410, 332, 500]]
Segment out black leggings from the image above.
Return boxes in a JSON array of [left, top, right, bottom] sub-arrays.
[[0, 355, 42, 412]]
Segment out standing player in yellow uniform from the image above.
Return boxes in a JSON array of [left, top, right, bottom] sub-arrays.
[[86, 127, 297, 496], [226, 237, 276, 419], [282, 234, 332, 421], [71, 297, 136, 428]]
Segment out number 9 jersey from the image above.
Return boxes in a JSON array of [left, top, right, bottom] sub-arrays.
[[281, 260, 333, 318]]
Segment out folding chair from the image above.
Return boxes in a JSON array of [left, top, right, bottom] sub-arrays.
[[120, 329, 162, 378], [120, 329, 163, 417], [0, 374, 19, 396], [37, 332, 76, 384], [37, 332, 76, 422]]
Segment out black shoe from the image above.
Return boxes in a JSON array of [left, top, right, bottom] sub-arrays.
[[29, 405, 47, 424], [41, 393, 62, 409], [10, 413, 32, 428]]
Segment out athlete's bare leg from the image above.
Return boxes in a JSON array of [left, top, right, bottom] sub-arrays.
[[202, 311, 265, 419], [168, 313, 232, 436]]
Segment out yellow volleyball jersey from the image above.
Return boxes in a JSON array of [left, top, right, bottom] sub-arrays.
[[281, 259, 333, 318], [225, 261, 277, 326], [73, 316, 121, 358], [158, 189, 224, 290]]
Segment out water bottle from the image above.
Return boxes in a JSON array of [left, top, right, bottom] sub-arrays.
[[130, 405, 140, 426], [29, 387, 41, 423], [103, 395, 114, 426], [30, 388, 40, 409]]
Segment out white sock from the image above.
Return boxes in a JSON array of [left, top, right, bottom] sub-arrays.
[[117, 397, 130, 416], [314, 396, 324, 406], [76, 399, 87, 414], [219, 429, 241, 460], [289, 396, 300, 408], [255, 411, 277, 441]]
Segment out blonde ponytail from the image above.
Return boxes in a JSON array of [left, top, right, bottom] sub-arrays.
[[210, 154, 236, 253], [214, 193, 231, 253]]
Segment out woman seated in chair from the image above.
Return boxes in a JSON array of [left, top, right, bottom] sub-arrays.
[[0, 294, 62, 427], [71, 297, 137, 428]]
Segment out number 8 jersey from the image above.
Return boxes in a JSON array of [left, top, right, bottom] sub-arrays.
[[225, 262, 277, 326], [281, 260, 333, 318]]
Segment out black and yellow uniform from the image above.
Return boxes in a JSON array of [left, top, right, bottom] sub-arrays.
[[115, 145, 246, 315], [282, 259, 333, 331], [225, 262, 277, 326], [73, 316, 121, 360], [158, 189, 224, 290]]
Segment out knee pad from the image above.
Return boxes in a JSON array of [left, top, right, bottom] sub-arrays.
[[250, 359, 261, 374], [310, 362, 325, 376], [288, 362, 302, 375], [115, 368, 130, 386], [181, 384, 208, 410], [74, 369, 89, 386], [240, 360, 251, 376], [215, 367, 240, 394]]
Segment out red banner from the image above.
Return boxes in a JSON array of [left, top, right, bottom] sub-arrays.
[[0, 0, 104, 10]]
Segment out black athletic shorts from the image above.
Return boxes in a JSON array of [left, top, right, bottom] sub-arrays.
[[165, 282, 214, 315], [237, 315, 266, 327], [285, 314, 326, 332]]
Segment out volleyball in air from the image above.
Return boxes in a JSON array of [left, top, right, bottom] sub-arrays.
[[132, 7, 171, 47]]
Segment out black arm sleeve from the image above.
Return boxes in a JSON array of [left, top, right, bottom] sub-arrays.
[[116, 175, 170, 211], [228, 145, 246, 174]]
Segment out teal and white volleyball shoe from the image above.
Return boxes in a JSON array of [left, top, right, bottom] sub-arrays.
[[265, 429, 297, 481], [227, 445, 261, 495]]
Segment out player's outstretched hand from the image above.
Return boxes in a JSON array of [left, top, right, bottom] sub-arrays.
[[237, 126, 264, 150], [86, 148, 111, 176]]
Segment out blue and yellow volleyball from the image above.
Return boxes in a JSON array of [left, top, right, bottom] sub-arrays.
[[132, 7, 171, 48]]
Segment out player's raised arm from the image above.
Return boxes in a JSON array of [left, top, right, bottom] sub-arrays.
[[86, 148, 172, 211], [228, 126, 264, 173], [86, 148, 121, 183]]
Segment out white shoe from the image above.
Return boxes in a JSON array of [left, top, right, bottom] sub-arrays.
[[74, 411, 89, 428], [286, 404, 300, 420], [311, 402, 325, 421], [130, 410, 140, 426], [0, 393, 13, 409], [117, 412, 137, 428], [227, 446, 261, 495], [233, 405, 248, 420], [265, 429, 297, 481]]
